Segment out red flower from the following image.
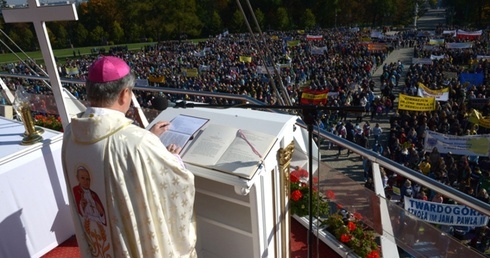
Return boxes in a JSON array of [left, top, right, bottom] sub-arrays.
[[347, 221, 356, 231], [336, 203, 343, 209], [340, 234, 351, 243], [298, 168, 309, 178], [353, 212, 362, 220], [312, 177, 319, 184], [326, 190, 335, 200], [290, 173, 300, 183], [366, 250, 380, 258], [291, 190, 303, 201]]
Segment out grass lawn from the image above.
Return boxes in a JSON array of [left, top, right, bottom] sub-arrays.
[[0, 42, 156, 64], [0, 38, 208, 64]]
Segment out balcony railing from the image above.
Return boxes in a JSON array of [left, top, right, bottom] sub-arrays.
[[1, 72, 489, 257]]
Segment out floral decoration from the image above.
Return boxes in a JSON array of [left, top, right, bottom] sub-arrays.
[[323, 208, 380, 258], [289, 167, 329, 217], [34, 114, 63, 132], [289, 170, 380, 258]]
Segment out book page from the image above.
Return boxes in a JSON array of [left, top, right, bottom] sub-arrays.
[[214, 129, 276, 178], [182, 124, 237, 166], [160, 115, 208, 148]]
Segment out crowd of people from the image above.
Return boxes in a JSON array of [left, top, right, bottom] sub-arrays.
[[2, 25, 490, 255]]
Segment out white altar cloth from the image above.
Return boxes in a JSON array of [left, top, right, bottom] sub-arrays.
[[0, 117, 74, 258]]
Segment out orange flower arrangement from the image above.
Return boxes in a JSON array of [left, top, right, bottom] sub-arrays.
[[34, 114, 63, 132]]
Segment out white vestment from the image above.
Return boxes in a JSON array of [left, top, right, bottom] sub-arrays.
[[62, 107, 197, 258]]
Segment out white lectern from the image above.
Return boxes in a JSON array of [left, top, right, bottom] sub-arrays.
[[0, 117, 74, 258], [151, 108, 309, 258]]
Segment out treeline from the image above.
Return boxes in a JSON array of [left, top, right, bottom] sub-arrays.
[[0, 0, 486, 52]]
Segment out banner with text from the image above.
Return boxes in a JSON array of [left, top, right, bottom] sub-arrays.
[[310, 46, 328, 55], [398, 94, 436, 111], [417, 83, 449, 101], [367, 43, 387, 51], [148, 75, 165, 83], [300, 88, 329, 105], [412, 58, 433, 65], [446, 42, 473, 49], [239, 56, 252, 63], [182, 68, 198, 77], [424, 130, 490, 156], [306, 35, 323, 41], [404, 196, 489, 226], [429, 39, 445, 45], [468, 109, 490, 129]]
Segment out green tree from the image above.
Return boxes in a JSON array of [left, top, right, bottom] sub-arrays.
[[254, 8, 265, 31], [301, 8, 316, 29], [231, 9, 244, 32], [127, 23, 144, 43], [74, 23, 89, 46], [209, 11, 223, 35], [112, 21, 124, 44], [48, 22, 69, 48], [276, 7, 290, 30], [90, 26, 108, 45], [14, 25, 35, 51]]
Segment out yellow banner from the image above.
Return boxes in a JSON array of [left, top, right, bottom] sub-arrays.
[[429, 39, 445, 45], [287, 40, 300, 47], [148, 75, 165, 83], [469, 109, 490, 128], [398, 94, 436, 111], [418, 83, 449, 94], [301, 93, 328, 100], [182, 68, 198, 77], [239, 56, 252, 63]]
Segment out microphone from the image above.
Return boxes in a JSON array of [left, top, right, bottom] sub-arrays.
[[174, 100, 195, 108], [152, 95, 168, 111]]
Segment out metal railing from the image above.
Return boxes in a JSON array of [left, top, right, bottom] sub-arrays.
[[2, 72, 489, 257], [1, 72, 489, 216]]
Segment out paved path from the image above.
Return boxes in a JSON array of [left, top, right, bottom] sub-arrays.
[[319, 7, 447, 183]]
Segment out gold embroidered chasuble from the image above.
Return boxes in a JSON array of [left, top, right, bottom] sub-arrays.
[[62, 107, 197, 258]]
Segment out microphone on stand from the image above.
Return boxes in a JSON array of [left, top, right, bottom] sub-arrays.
[[152, 95, 169, 111], [174, 100, 194, 108]]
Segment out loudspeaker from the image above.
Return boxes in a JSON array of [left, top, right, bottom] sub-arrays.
[[0, 105, 13, 119]]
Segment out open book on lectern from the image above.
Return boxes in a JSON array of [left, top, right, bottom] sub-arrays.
[[159, 115, 209, 149], [181, 123, 277, 179]]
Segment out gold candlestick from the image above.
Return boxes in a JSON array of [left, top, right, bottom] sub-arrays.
[[19, 104, 43, 145], [14, 86, 44, 145]]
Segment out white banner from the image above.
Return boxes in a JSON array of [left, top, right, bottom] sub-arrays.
[[424, 130, 490, 156], [417, 83, 449, 101], [446, 42, 473, 49], [310, 46, 328, 55], [457, 29, 483, 36], [442, 30, 456, 36], [430, 54, 445, 60], [404, 197, 489, 226], [370, 31, 384, 39], [412, 58, 432, 65], [256, 65, 280, 74], [477, 55, 490, 61]]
